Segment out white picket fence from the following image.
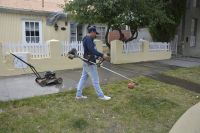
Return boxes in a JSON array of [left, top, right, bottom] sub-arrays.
[[149, 42, 171, 52], [122, 41, 170, 54], [2, 41, 84, 59], [62, 41, 84, 57], [123, 41, 142, 54], [2, 43, 50, 59]]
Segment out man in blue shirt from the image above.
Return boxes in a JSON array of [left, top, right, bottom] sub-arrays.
[[76, 26, 111, 100]]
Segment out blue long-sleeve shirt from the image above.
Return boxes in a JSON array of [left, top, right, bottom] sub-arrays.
[[83, 36, 103, 64]]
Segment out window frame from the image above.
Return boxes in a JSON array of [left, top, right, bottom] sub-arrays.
[[69, 22, 77, 42], [190, 18, 198, 47], [95, 26, 106, 43], [192, 0, 200, 7], [22, 20, 42, 44]]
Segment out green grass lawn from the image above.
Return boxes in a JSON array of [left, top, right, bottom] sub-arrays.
[[0, 76, 200, 133], [162, 66, 200, 84]]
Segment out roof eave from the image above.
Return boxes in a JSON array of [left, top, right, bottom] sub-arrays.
[[0, 6, 59, 16]]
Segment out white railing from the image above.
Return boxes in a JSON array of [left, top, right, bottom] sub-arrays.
[[2, 43, 50, 59], [123, 41, 142, 54], [62, 41, 84, 57], [149, 42, 171, 52]]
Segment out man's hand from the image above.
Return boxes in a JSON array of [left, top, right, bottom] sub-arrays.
[[103, 54, 110, 61]]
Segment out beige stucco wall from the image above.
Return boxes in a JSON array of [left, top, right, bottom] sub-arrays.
[[0, 40, 103, 76], [0, 12, 68, 44], [111, 40, 171, 64], [0, 12, 21, 43]]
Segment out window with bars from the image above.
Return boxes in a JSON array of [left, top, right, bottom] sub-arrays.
[[70, 22, 77, 42], [190, 18, 198, 47], [23, 21, 41, 44], [192, 0, 200, 7], [96, 26, 106, 43]]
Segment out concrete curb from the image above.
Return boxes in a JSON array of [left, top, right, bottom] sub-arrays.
[[169, 102, 200, 133]]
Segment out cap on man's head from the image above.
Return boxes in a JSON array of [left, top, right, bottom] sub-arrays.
[[88, 26, 99, 34]]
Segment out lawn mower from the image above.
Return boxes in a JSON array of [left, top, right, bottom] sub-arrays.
[[10, 53, 63, 87], [67, 48, 138, 89]]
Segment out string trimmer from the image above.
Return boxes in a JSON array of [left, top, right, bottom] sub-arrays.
[[67, 48, 138, 89]]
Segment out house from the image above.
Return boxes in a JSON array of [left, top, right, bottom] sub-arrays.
[[0, 0, 107, 45], [176, 0, 200, 57], [0, 0, 68, 44]]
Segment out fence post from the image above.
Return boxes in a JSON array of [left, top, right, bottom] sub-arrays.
[[110, 40, 123, 64], [49, 40, 61, 59], [141, 40, 149, 53], [0, 42, 5, 63], [94, 40, 103, 53], [0, 42, 2, 59], [0, 43, 5, 75]]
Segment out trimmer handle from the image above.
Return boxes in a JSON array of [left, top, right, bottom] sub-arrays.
[[96, 58, 104, 67], [96, 53, 110, 67]]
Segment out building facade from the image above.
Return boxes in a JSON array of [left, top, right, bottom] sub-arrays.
[[0, 0, 68, 45], [177, 0, 200, 57]]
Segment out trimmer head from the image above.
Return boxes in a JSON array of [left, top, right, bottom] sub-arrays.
[[68, 48, 78, 60], [128, 82, 136, 89]]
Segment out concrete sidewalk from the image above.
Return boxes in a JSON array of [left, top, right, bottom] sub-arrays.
[[0, 75, 60, 101], [169, 102, 200, 133]]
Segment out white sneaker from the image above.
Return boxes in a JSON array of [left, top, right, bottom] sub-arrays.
[[99, 95, 111, 101], [75, 96, 88, 100]]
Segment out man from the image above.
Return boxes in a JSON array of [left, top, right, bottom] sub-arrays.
[[76, 26, 111, 100]]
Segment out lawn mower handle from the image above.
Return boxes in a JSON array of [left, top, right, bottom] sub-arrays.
[[10, 53, 42, 79]]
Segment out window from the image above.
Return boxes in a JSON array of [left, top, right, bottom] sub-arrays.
[[190, 18, 198, 47], [96, 26, 106, 43], [23, 21, 42, 44], [70, 22, 77, 42], [187, 0, 191, 9], [193, 0, 200, 7], [193, 0, 197, 7]]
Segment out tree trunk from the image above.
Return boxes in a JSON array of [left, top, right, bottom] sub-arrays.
[[125, 28, 138, 43], [105, 25, 111, 49], [117, 28, 126, 42]]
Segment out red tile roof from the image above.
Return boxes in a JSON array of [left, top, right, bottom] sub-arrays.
[[0, 0, 66, 12]]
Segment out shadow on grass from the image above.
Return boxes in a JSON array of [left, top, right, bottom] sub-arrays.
[[71, 117, 89, 129]]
